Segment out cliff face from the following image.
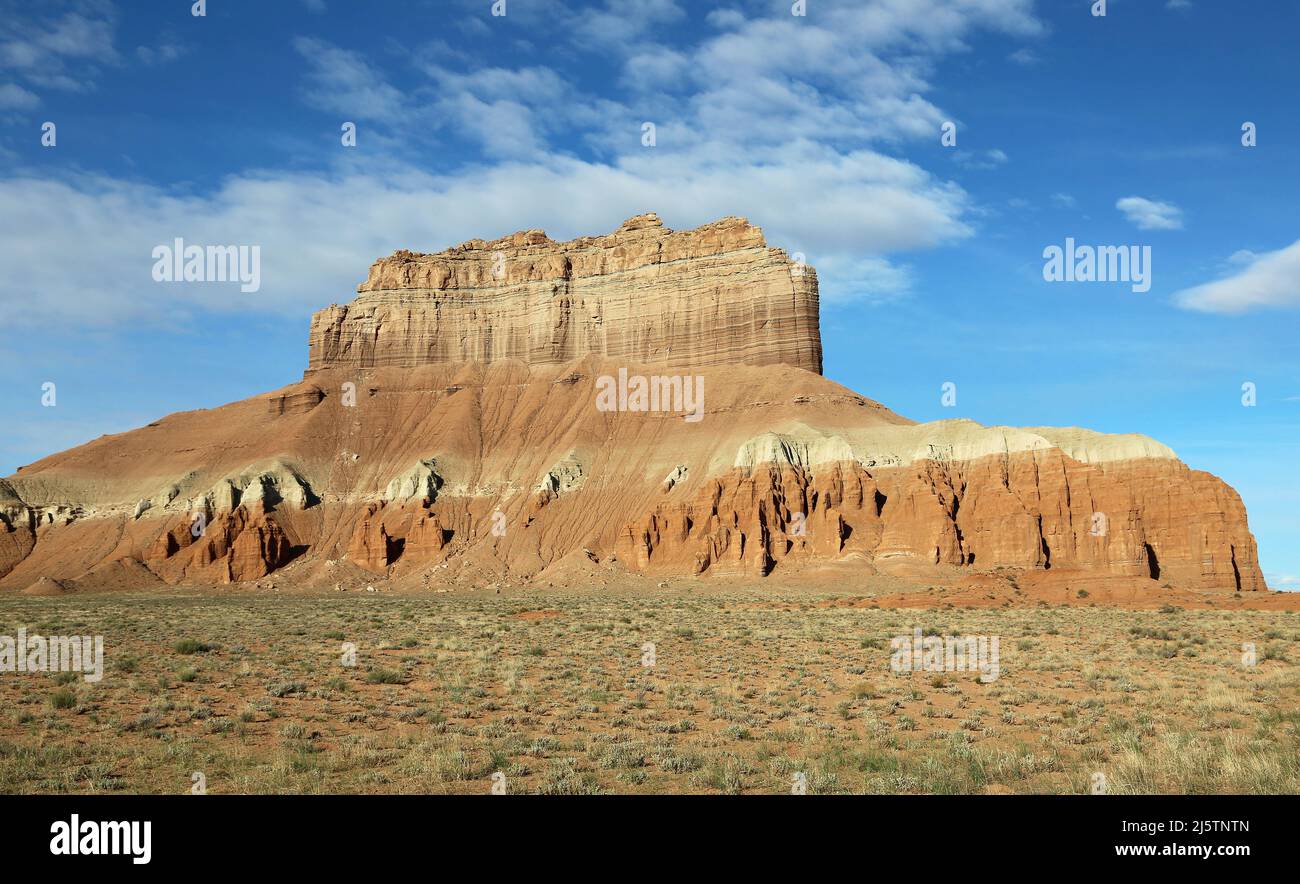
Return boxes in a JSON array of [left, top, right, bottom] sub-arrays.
[[617, 438, 1261, 591], [307, 213, 823, 375], [0, 215, 1267, 596]]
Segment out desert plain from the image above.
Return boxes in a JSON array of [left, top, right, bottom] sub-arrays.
[[2, 572, 1297, 795]]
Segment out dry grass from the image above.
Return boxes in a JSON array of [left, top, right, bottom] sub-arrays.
[[0, 587, 1297, 794]]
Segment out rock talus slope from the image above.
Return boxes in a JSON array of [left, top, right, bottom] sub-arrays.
[[0, 215, 1264, 593]]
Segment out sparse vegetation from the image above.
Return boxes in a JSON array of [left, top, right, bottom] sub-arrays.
[[49, 688, 77, 710], [0, 588, 1296, 794]]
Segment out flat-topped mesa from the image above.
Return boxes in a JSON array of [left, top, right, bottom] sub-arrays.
[[0, 208, 1269, 596], [307, 213, 822, 374]]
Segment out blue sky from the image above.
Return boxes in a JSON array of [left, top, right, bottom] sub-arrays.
[[1, 0, 1297, 586]]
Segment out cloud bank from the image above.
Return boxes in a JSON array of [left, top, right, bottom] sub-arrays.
[[2, 0, 1045, 324]]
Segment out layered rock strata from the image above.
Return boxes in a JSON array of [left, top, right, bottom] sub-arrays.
[[307, 213, 823, 375], [0, 216, 1265, 593]]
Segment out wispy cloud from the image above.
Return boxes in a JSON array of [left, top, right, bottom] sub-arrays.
[[953, 148, 1009, 170], [1266, 573, 1299, 590], [1173, 239, 1300, 314], [292, 36, 407, 122], [0, 3, 119, 94], [572, 0, 685, 45], [135, 35, 187, 67], [0, 82, 39, 109]]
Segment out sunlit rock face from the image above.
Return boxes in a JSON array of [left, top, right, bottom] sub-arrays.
[[307, 213, 823, 375], [0, 216, 1263, 593]]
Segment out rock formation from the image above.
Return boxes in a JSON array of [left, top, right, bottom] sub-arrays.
[[0, 215, 1265, 594], [307, 213, 822, 375]]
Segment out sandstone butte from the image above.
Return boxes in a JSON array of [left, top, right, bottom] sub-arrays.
[[0, 213, 1268, 601]]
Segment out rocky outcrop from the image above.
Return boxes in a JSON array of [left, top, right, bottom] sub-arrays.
[[347, 501, 449, 573], [347, 503, 394, 572], [307, 213, 822, 375], [617, 445, 1263, 591], [143, 505, 295, 584], [267, 385, 325, 416], [0, 524, 36, 582], [384, 459, 442, 504], [0, 214, 1267, 594], [0, 480, 35, 581]]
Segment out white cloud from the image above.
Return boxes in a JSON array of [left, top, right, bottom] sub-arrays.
[[0, 144, 970, 327], [1050, 192, 1076, 208], [596, 1, 1042, 163], [289, 1, 1043, 164], [1, 0, 1043, 323], [1173, 239, 1300, 314], [413, 62, 577, 158], [1116, 195, 1184, 230]]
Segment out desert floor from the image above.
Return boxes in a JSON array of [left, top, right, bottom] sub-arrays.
[[1, 582, 1298, 794]]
